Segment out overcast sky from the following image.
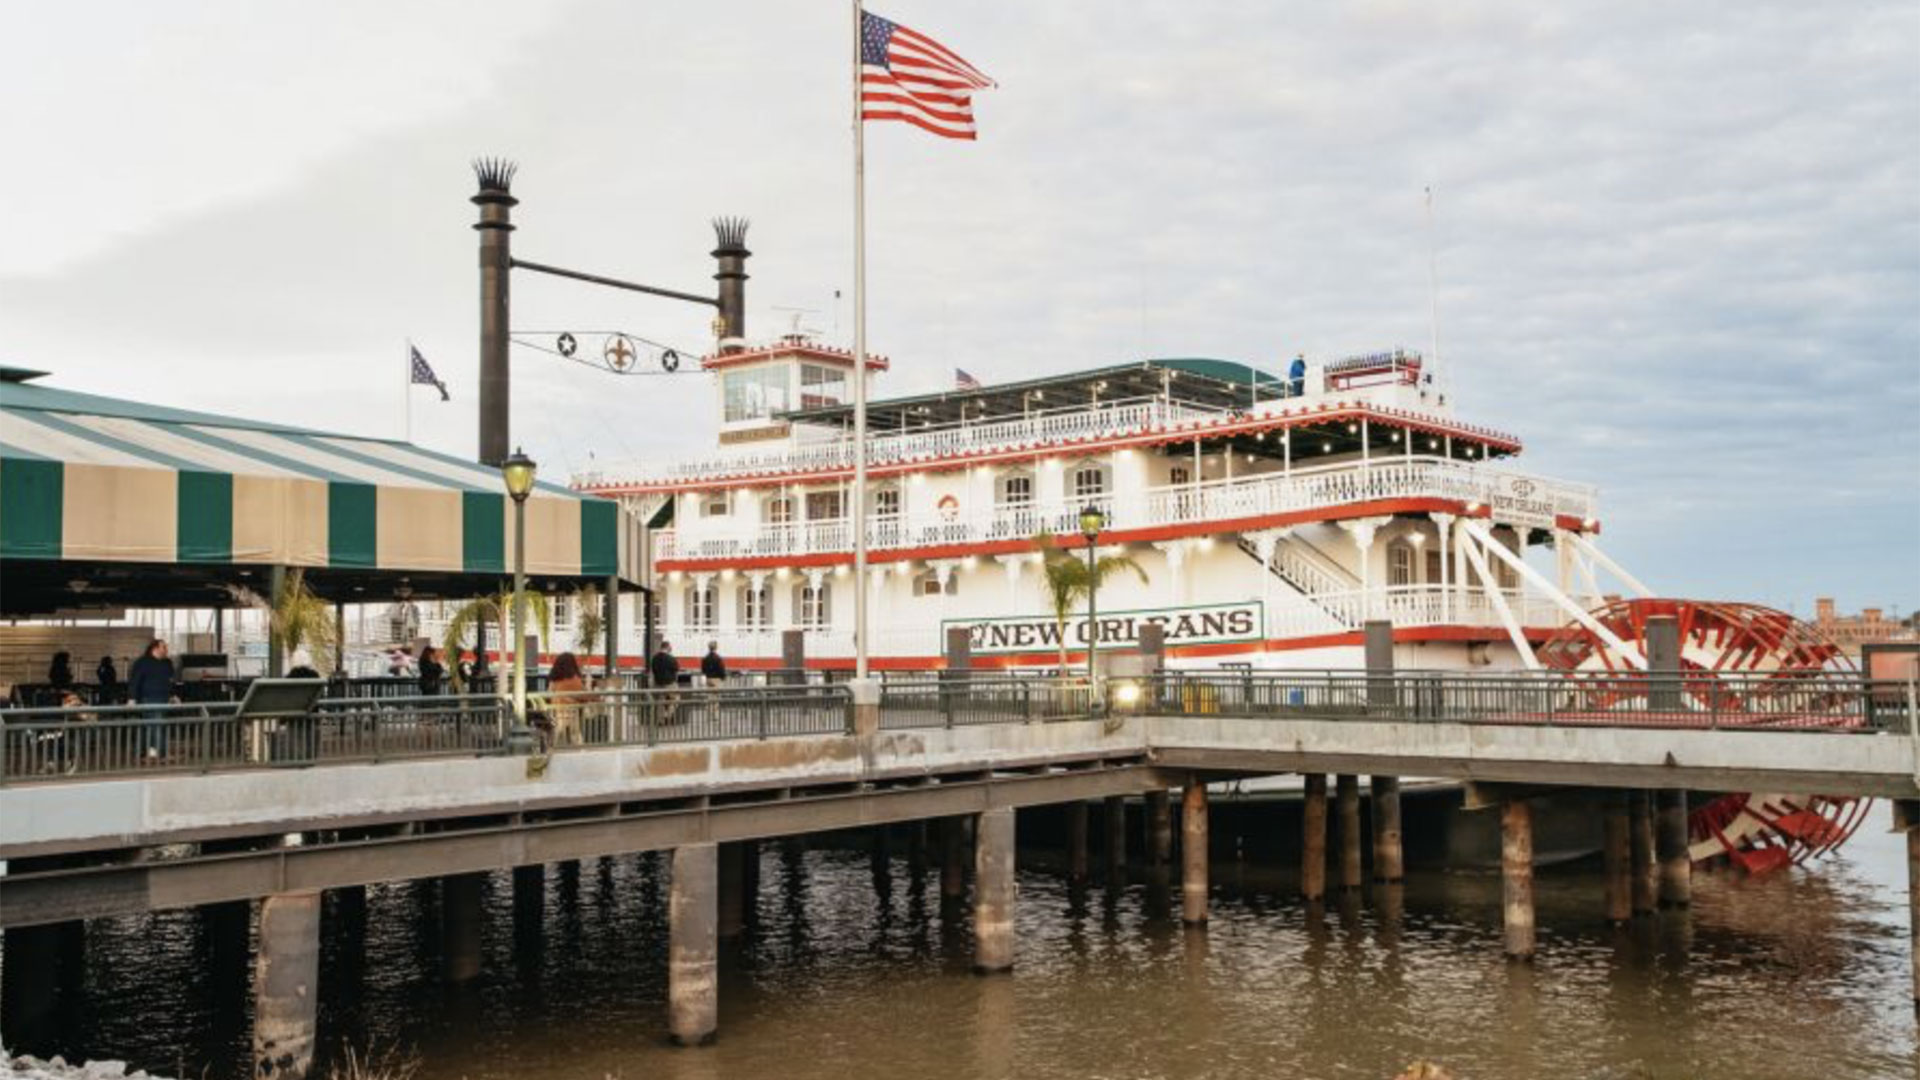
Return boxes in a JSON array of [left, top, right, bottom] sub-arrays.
[[3, 0, 1915, 615]]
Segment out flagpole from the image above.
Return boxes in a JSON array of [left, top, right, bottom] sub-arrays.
[[851, 0, 871, 681], [404, 339, 413, 444], [1425, 187, 1441, 396]]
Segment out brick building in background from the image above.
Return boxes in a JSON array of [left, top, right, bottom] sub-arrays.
[[1813, 597, 1917, 655]]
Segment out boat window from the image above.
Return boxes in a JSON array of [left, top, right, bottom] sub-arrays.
[[738, 582, 771, 629], [997, 472, 1034, 506], [805, 491, 845, 520], [722, 366, 789, 423], [915, 571, 958, 597], [799, 364, 848, 409], [874, 487, 901, 518], [1071, 462, 1109, 501], [684, 585, 718, 631], [794, 582, 833, 629], [1388, 541, 1415, 587], [702, 492, 730, 517], [765, 496, 793, 526]]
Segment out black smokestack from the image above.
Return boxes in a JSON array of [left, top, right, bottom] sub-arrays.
[[472, 157, 518, 466], [712, 217, 750, 351]]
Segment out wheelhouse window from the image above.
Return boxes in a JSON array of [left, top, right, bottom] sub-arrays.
[[799, 363, 849, 409], [722, 366, 789, 423]]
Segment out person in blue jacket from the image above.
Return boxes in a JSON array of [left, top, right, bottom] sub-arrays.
[[127, 639, 175, 758]]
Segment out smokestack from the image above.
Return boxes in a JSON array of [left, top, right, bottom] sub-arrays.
[[473, 157, 518, 466], [712, 217, 750, 352]]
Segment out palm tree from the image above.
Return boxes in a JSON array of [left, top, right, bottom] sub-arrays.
[[571, 585, 605, 657], [227, 568, 339, 674], [442, 588, 551, 691], [1032, 531, 1148, 676]]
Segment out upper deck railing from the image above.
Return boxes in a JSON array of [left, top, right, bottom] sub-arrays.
[[655, 456, 1597, 564], [576, 398, 1226, 488], [2, 673, 1908, 785]]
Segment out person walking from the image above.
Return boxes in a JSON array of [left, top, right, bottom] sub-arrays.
[[649, 641, 680, 725], [47, 651, 74, 691], [127, 639, 175, 759], [700, 641, 728, 686], [547, 652, 587, 746], [418, 646, 446, 696]]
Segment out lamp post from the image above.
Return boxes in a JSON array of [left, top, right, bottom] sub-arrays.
[[1079, 504, 1106, 684], [501, 447, 537, 751]]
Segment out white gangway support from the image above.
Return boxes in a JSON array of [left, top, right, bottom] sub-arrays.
[[1457, 528, 1541, 670], [1463, 520, 1647, 672], [1563, 530, 1654, 600]]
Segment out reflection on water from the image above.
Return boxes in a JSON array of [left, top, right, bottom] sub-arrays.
[[16, 811, 1919, 1080]]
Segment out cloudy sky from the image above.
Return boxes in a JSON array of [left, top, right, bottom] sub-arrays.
[[4, 0, 1915, 615]]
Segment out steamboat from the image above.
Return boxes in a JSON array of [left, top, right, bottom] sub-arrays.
[[576, 335, 1644, 675]]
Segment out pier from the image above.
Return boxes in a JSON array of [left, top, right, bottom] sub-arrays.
[[4, 653, 1914, 1076]]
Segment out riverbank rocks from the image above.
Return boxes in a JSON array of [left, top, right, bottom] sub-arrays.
[[2, 1051, 169, 1080]]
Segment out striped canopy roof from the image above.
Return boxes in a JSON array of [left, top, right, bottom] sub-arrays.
[[0, 374, 640, 591]]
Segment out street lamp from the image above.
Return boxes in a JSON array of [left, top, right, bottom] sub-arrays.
[[1079, 503, 1106, 683], [502, 447, 537, 751]]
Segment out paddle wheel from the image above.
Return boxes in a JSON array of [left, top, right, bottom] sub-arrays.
[[1536, 598, 1872, 875]]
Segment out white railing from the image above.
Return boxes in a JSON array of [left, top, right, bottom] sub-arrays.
[[580, 399, 1226, 487], [656, 458, 1597, 564]]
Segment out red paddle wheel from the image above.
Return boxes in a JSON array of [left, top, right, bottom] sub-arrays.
[[1536, 598, 1872, 874]]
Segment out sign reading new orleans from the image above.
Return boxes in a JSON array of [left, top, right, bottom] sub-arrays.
[[1487, 475, 1555, 530], [945, 602, 1264, 656]]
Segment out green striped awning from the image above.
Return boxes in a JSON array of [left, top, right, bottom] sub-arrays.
[[0, 379, 640, 582]]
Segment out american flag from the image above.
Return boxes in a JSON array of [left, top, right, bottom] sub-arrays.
[[954, 368, 982, 390], [860, 10, 995, 140], [410, 344, 449, 401]]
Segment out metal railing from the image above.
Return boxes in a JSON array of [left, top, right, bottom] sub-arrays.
[[3, 672, 1907, 784], [878, 676, 1097, 728], [0, 686, 854, 784], [1123, 671, 1915, 734]]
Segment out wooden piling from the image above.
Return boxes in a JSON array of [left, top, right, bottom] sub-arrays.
[[1336, 774, 1362, 890], [1105, 795, 1127, 884], [254, 892, 321, 1078], [1502, 799, 1535, 960], [1629, 790, 1657, 915], [974, 808, 1016, 973], [1067, 801, 1090, 883], [669, 843, 719, 1045], [1656, 788, 1692, 908], [1371, 775, 1403, 882], [1182, 779, 1209, 924], [1302, 774, 1328, 902], [1603, 791, 1631, 924]]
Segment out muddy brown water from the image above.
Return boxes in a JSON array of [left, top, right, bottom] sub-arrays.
[[11, 809, 1916, 1080]]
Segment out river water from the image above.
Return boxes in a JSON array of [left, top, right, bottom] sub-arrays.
[[20, 807, 1917, 1080]]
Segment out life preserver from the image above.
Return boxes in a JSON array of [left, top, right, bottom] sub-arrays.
[[937, 494, 960, 521]]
